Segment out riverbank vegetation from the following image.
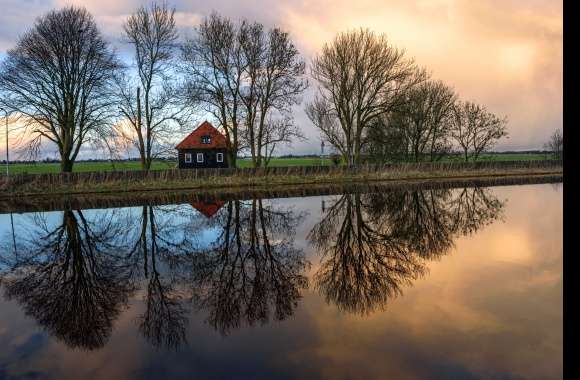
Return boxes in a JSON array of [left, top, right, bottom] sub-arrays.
[[0, 161, 562, 197]]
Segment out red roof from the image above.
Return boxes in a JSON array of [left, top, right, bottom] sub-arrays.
[[191, 201, 226, 218], [176, 121, 228, 150]]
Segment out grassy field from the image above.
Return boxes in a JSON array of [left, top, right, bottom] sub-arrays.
[[1, 153, 553, 175], [3, 158, 334, 175]]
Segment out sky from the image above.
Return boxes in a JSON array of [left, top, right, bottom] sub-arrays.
[[0, 0, 563, 158]]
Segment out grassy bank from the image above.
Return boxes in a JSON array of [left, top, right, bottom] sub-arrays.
[[0, 174, 562, 214], [0, 161, 562, 198], [2, 153, 554, 175]]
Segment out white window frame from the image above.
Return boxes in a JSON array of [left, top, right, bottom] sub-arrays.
[[184, 153, 192, 163], [197, 153, 204, 163], [216, 152, 224, 163]]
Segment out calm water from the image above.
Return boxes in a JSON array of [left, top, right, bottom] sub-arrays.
[[0, 182, 563, 380]]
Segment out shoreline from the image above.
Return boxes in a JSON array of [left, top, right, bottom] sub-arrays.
[[0, 161, 562, 200], [0, 169, 562, 214]]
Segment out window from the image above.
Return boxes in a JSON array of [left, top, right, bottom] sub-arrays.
[[201, 135, 211, 144], [197, 153, 204, 163], [184, 153, 192, 163], [216, 152, 224, 163]]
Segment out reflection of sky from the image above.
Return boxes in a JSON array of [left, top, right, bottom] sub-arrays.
[[0, 184, 562, 380]]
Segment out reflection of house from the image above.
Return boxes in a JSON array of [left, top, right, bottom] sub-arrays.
[[191, 201, 226, 218], [176, 121, 230, 169]]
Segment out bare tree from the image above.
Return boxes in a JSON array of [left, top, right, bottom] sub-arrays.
[[239, 25, 307, 167], [305, 97, 348, 159], [451, 101, 508, 161], [366, 79, 456, 162], [119, 2, 188, 171], [180, 13, 247, 167], [543, 128, 563, 159], [0, 6, 121, 172], [307, 28, 422, 165]]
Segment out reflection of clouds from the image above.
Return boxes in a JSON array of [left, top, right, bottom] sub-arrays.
[[0, 184, 562, 379], [309, 186, 505, 315], [302, 184, 562, 380]]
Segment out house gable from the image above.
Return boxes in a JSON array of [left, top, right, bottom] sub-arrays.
[[176, 121, 228, 150]]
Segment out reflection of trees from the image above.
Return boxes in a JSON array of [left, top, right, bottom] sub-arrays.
[[188, 200, 308, 335], [128, 205, 193, 351], [0, 210, 135, 350], [309, 187, 504, 315], [0, 199, 308, 349]]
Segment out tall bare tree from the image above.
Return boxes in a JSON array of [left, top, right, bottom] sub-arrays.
[[0, 6, 120, 172], [239, 25, 307, 167], [119, 2, 187, 170], [543, 128, 563, 159], [180, 13, 247, 167], [451, 101, 508, 161], [307, 28, 422, 165], [368, 79, 456, 162]]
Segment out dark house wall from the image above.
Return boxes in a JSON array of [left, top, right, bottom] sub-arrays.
[[178, 148, 230, 169]]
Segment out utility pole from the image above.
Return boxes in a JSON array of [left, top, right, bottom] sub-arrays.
[[0, 107, 8, 176]]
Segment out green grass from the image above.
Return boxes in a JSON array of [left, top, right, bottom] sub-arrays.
[[1, 154, 553, 175], [238, 158, 333, 167], [442, 153, 551, 162], [4, 160, 177, 175], [3, 158, 334, 174]]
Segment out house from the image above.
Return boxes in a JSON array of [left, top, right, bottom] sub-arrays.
[[176, 121, 230, 169], [191, 200, 226, 218]]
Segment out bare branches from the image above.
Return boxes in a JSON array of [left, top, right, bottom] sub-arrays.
[[180, 13, 307, 167], [451, 101, 508, 161], [308, 28, 420, 165], [543, 128, 563, 159], [0, 6, 121, 172], [367, 79, 457, 162], [239, 25, 308, 166], [119, 2, 188, 170], [179, 13, 246, 166]]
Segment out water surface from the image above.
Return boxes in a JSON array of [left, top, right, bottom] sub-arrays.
[[0, 182, 563, 379]]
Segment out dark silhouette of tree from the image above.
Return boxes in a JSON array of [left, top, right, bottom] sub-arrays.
[[188, 199, 308, 335], [116, 2, 191, 170], [369, 189, 456, 259], [127, 205, 194, 351], [309, 186, 504, 315], [309, 193, 426, 315], [238, 23, 307, 167], [179, 13, 246, 167], [0, 210, 135, 350], [180, 13, 307, 166], [0, 6, 121, 171], [451, 101, 509, 162], [306, 28, 423, 165], [365, 80, 457, 162], [543, 128, 563, 160]]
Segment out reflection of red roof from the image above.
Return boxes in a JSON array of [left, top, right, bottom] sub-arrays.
[[191, 201, 226, 218], [176, 121, 228, 149]]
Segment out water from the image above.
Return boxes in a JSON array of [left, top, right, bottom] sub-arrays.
[[0, 181, 563, 379]]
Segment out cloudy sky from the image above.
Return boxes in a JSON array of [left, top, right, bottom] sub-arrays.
[[0, 0, 562, 158]]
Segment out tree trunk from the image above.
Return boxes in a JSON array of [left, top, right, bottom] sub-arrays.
[[61, 157, 74, 172], [136, 87, 148, 171]]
